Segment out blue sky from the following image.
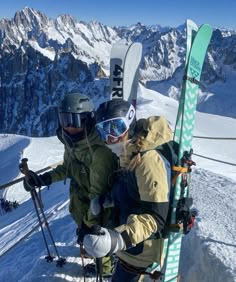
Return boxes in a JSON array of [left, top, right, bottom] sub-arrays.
[[0, 0, 236, 29]]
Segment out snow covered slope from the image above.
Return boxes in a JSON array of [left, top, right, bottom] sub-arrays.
[[0, 85, 235, 281]]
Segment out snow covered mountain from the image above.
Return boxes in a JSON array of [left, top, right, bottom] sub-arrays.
[[1, 7, 236, 137], [0, 85, 235, 282]]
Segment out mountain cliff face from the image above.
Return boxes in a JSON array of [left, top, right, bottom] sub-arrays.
[[0, 7, 235, 136]]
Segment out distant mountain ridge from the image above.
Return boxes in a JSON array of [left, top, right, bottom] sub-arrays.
[[1, 7, 236, 136]]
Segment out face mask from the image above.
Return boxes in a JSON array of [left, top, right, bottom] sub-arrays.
[[105, 141, 127, 157]]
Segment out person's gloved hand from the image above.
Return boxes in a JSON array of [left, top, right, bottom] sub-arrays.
[[76, 221, 92, 245], [83, 225, 125, 258], [23, 171, 52, 192], [90, 194, 114, 216]]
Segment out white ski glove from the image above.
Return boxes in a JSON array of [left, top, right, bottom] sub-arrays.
[[83, 226, 125, 258]]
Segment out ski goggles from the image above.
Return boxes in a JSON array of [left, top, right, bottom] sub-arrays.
[[58, 112, 88, 128], [96, 117, 129, 142], [95, 104, 135, 142]]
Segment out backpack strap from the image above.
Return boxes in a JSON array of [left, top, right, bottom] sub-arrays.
[[171, 166, 189, 186]]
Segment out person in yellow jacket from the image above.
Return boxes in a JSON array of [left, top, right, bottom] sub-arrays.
[[83, 99, 173, 281], [23, 93, 117, 276]]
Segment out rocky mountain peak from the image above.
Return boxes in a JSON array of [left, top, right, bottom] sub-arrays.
[[0, 8, 236, 137], [14, 7, 48, 29]]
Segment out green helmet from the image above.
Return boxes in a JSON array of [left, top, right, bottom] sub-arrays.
[[58, 92, 94, 114], [58, 93, 95, 129]]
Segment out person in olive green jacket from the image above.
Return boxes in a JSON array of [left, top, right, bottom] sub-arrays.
[[23, 92, 117, 276]]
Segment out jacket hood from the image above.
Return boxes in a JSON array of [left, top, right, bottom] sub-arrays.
[[137, 116, 173, 150], [120, 116, 173, 167]]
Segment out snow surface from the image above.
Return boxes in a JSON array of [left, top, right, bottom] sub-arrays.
[[0, 85, 235, 282]]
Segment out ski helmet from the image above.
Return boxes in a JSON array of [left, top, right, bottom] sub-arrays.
[[58, 92, 94, 129], [95, 99, 136, 142]]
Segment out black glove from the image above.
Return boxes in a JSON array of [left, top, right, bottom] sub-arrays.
[[23, 171, 52, 192], [76, 221, 93, 245]]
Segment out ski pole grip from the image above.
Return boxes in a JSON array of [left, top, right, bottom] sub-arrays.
[[19, 158, 30, 181]]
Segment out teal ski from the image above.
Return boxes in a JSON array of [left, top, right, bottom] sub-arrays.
[[163, 23, 213, 282], [174, 19, 198, 133]]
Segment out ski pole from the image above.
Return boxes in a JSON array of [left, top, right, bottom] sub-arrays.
[[19, 158, 30, 181], [79, 243, 86, 282], [96, 208, 104, 282], [96, 257, 103, 282], [33, 189, 66, 267], [19, 158, 66, 267], [31, 189, 55, 262], [19, 158, 54, 262]]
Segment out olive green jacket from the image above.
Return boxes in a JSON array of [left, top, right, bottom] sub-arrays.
[[48, 128, 116, 226]]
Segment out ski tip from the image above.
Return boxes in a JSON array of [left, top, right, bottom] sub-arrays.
[[128, 42, 143, 56], [186, 19, 198, 29], [132, 42, 143, 48], [198, 23, 213, 39], [199, 23, 213, 32]]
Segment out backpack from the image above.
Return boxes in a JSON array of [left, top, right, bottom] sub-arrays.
[[141, 140, 195, 238]]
